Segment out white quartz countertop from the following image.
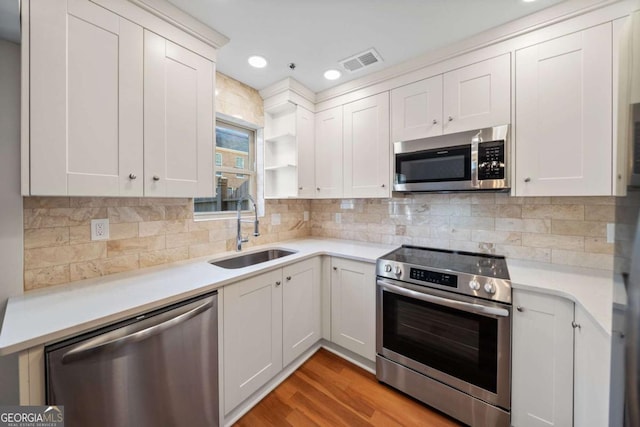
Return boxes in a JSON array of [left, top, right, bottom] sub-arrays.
[[0, 238, 394, 355], [0, 238, 618, 355]]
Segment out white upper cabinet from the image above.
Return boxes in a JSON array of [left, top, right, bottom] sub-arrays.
[[296, 107, 316, 198], [443, 53, 511, 134], [30, 0, 143, 196], [390, 54, 510, 142], [27, 0, 216, 198], [343, 92, 391, 198], [315, 106, 344, 198], [515, 23, 612, 196], [512, 289, 574, 427], [391, 75, 443, 142], [144, 31, 214, 198]]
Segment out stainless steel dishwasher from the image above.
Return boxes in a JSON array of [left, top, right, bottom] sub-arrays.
[[45, 291, 219, 427]]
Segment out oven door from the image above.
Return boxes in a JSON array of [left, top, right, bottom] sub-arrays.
[[376, 278, 511, 410]]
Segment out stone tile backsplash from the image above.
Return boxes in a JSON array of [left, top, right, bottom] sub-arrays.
[[23, 197, 310, 291], [309, 193, 616, 271]]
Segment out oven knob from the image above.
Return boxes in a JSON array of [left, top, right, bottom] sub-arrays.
[[484, 280, 496, 295], [385, 264, 392, 273], [468, 279, 480, 291], [394, 266, 402, 276]]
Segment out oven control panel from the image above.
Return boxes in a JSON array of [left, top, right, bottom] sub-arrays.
[[409, 268, 457, 288]]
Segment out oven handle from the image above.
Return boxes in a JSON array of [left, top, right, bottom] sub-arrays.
[[377, 279, 510, 318]]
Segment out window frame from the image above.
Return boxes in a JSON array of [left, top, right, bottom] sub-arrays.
[[194, 117, 261, 220]]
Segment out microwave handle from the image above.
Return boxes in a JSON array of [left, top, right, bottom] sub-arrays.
[[471, 132, 480, 188], [377, 279, 509, 318]]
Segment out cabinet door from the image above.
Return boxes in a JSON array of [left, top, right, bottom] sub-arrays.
[[144, 31, 214, 198], [330, 258, 376, 361], [512, 290, 574, 427], [297, 107, 316, 198], [391, 75, 443, 141], [314, 106, 343, 198], [515, 23, 612, 196], [343, 92, 391, 198], [223, 269, 283, 413], [282, 258, 321, 366], [443, 53, 510, 134], [573, 304, 611, 427], [30, 0, 143, 196]]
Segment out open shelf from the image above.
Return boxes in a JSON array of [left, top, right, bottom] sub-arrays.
[[265, 164, 297, 171], [265, 132, 295, 144]]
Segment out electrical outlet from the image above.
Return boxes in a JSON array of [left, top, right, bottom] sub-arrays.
[[335, 213, 341, 224], [607, 223, 615, 244], [303, 211, 309, 222], [91, 218, 110, 241], [271, 213, 281, 226]]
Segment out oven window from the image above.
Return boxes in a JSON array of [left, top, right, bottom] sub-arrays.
[[396, 145, 470, 183], [382, 291, 498, 392]]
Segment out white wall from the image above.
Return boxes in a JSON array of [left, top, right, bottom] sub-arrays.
[[0, 39, 23, 405]]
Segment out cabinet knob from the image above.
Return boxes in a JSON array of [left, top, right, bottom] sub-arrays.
[[524, 177, 531, 183], [153, 175, 160, 181], [128, 173, 137, 180], [448, 116, 454, 122], [381, 184, 386, 188], [516, 306, 524, 312], [298, 187, 303, 190], [286, 276, 291, 281], [333, 266, 337, 271], [275, 281, 281, 287], [571, 321, 581, 329], [316, 187, 320, 191], [432, 119, 438, 125]]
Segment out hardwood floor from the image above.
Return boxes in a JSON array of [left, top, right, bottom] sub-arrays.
[[233, 349, 463, 427]]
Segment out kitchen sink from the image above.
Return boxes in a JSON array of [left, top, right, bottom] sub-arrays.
[[209, 249, 297, 269]]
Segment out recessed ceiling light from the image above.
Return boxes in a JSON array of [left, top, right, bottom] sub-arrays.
[[324, 69, 342, 81], [248, 55, 268, 68]]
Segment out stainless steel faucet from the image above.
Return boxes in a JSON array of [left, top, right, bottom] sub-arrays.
[[236, 194, 259, 251]]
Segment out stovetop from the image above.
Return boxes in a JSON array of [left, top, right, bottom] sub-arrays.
[[377, 245, 512, 304]]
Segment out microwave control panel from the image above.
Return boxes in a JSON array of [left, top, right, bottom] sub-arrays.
[[477, 140, 505, 180]]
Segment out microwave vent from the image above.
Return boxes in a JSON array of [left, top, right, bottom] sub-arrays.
[[339, 48, 383, 73]]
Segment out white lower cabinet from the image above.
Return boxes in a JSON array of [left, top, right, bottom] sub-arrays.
[[512, 289, 574, 427], [223, 269, 283, 414], [330, 258, 376, 361], [283, 258, 322, 366], [223, 258, 320, 414]]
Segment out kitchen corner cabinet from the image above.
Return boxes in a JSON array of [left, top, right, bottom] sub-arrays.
[[315, 106, 344, 198], [330, 258, 376, 361], [343, 92, 391, 198], [27, 0, 214, 197], [390, 54, 510, 142], [512, 289, 574, 427], [223, 258, 321, 413], [515, 22, 612, 196], [264, 103, 315, 198]]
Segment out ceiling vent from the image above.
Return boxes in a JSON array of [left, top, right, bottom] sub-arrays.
[[339, 48, 383, 73]]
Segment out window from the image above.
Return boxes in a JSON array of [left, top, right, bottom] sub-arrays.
[[194, 120, 256, 214]]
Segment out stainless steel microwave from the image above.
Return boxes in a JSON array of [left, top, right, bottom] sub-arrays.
[[393, 125, 510, 192]]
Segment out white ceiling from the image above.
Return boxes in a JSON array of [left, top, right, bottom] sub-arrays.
[[167, 0, 568, 93]]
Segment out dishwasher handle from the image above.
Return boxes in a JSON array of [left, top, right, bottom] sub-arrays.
[[61, 298, 214, 364]]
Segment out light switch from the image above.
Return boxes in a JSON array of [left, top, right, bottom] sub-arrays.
[[607, 223, 615, 244], [303, 211, 309, 221], [271, 213, 281, 225]]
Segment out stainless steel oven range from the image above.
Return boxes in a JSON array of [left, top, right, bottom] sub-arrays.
[[376, 245, 511, 427]]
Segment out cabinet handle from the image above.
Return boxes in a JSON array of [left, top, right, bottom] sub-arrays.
[[524, 177, 531, 183], [153, 175, 160, 181], [571, 321, 581, 329], [275, 281, 281, 287], [286, 276, 292, 281], [448, 116, 454, 122], [432, 119, 438, 125], [516, 306, 524, 312], [128, 173, 137, 180]]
